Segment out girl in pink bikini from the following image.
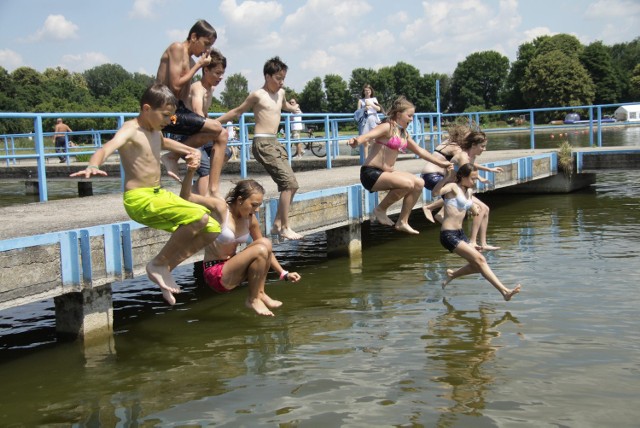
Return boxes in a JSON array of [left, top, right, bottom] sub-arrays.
[[348, 96, 452, 234]]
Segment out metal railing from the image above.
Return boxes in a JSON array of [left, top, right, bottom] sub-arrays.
[[1, 102, 638, 201]]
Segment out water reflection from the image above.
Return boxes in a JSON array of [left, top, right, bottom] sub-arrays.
[[423, 299, 521, 425]]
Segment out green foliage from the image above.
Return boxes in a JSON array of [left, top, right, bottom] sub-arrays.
[[323, 74, 351, 113], [299, 77, 326, 113], [629, 64, 640, 100], [221, 73, 249, 109], [83, 64, 132, 99], [557, 140, 573, 176], [522, 50, 596, 115], [580, 41, 621, 104], [450, 51, 510, 111]]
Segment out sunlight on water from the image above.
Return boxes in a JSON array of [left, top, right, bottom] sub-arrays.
[[0, 171, 639, 426]]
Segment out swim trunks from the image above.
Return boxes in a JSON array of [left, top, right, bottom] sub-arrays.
[[360, 165, 384, 192], [440, 229, 469, 253], [421, 172, 445, 191], [123, 187, 220, 234], [162, 100, 206, 135], [252, 135, 299, 192], [203, 259, 232, 293], [196, 142, 233, 178]]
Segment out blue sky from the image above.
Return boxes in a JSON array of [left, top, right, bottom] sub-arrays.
[[0, 0, 638, 93]]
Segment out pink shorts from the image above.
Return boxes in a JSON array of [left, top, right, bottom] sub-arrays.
[[203, 260, 232, 293]]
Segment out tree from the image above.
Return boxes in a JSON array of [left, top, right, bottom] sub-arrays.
[[83, 64, 132, 99], [11, 67, 45, 110], [629, 64, 640, 100], [450, 51, 509, 112], [417, 73, 449, 113], [536, 34, 584, 59], [580, 41, 621, 104], [609, 37, 640, 101], [323, 74, 351, 113], [220, 73, 249, 110], [521, 50, 595, 112], [298, 77, 326, 113], [504, 41, 537, 110]]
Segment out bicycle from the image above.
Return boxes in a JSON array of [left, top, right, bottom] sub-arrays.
[[293, 127, 326, 158]]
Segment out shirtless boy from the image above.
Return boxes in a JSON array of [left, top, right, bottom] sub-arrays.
[[185, 48, 232, 195], [70, 84, 221, 305], [155, 19, 228, 197], [217, 56, 303, 240]]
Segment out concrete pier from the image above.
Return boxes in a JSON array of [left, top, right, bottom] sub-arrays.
[[1, 147, 638, 343]]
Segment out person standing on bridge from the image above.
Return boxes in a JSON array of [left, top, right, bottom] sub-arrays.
[[439, 163, 521, 301], [156, 19, 228, 198], [53, 118, 72, 163], [348, 96, 452, 234], [216, 56, 303, 241], [169, 165, 301, 316], [70, 84, 220, 306]]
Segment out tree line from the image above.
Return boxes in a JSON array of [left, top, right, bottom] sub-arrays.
[[1, 33, 638, 136]]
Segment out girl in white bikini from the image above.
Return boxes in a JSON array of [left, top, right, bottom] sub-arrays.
[[170, 167, 301, 316], [439, 163, 521, 301]]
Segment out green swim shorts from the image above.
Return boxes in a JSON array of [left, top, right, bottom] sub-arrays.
[[123, 187, 221, 234]]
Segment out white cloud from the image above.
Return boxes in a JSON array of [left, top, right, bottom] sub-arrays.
[[585, 0, 640, 18], [129, 0, 165, 19], [300, 49, 336, 72], [60, 52, 110, 72], [27, 15, 78, 42], [0, 49, 24, 71], [220, 0, 283, 24]]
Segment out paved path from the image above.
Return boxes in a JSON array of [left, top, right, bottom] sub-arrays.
[[0, 149, 554, 240]]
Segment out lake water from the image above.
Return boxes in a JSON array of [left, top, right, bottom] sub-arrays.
[[0, 169, 639, 426]]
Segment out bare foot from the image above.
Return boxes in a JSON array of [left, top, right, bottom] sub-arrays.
[[442, 269, 455, 290], [261, 292, 283, 309], [503, 284, 522, 301], [161, 152, 180, 177], [373, 206, 394, 226], [270, 225, 281, 237], [146, 262, 180, 305], [280, 227, 303, 240], [422, 206, 435, 223], [471, 242, 484, 252], [245, 296, 274, 316], [395, 221, 419, 235], [481, 244, 501, 251]]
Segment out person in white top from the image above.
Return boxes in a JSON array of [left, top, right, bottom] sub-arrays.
[[356, 84, 382, 157]]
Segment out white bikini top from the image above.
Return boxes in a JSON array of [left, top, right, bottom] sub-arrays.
[[444, 190, 473, 211], [214, 209, 250, 245]]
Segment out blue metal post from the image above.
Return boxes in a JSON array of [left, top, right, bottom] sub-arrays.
[[529, 110, 535, 150], [588, 106, 594, 147], [34, 115, 49, 202]]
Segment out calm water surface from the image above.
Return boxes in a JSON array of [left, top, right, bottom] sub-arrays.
[[0, 170, 639, 426]]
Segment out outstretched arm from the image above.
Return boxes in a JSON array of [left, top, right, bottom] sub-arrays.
[[70, 123, 134, 178], [408, 137, 452, 169], [347, 122, 390, 147], [217, 92, 258, 124]]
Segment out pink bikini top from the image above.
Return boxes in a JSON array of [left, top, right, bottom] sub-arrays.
[[377, 125, 408, 153]]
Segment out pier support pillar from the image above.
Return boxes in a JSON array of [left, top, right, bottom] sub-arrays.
[[54, 284, 113, 342], [326, 223, 362, 258], [78, 180, 93, 197]]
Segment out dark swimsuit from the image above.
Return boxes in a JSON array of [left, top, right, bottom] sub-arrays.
[[434, 148, 454, 161], [360, 166, 384, 192]]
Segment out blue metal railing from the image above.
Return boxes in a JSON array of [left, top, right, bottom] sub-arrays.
[[1, 102, 638, 201]]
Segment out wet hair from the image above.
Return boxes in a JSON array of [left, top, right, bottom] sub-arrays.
[[204, 48, 227, 70], [459, 131, 487, 151], [140, 84, 177, 109], [445, 123, 471, 145], [361, 84, 375, 98], [456, 163, 477, 183], [225, 179, 265, 204], [263, 56, 288, 76], [187, 19, 217, 41]]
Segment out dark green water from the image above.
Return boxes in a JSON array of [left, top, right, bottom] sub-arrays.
[[0, 170, 639, 426]]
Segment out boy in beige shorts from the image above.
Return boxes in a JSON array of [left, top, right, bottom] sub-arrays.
[[217, 56, 303, 240], [71, 84, 220, 305]]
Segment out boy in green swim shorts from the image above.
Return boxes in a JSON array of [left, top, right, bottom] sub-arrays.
[[71, 84, 221, 305]]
